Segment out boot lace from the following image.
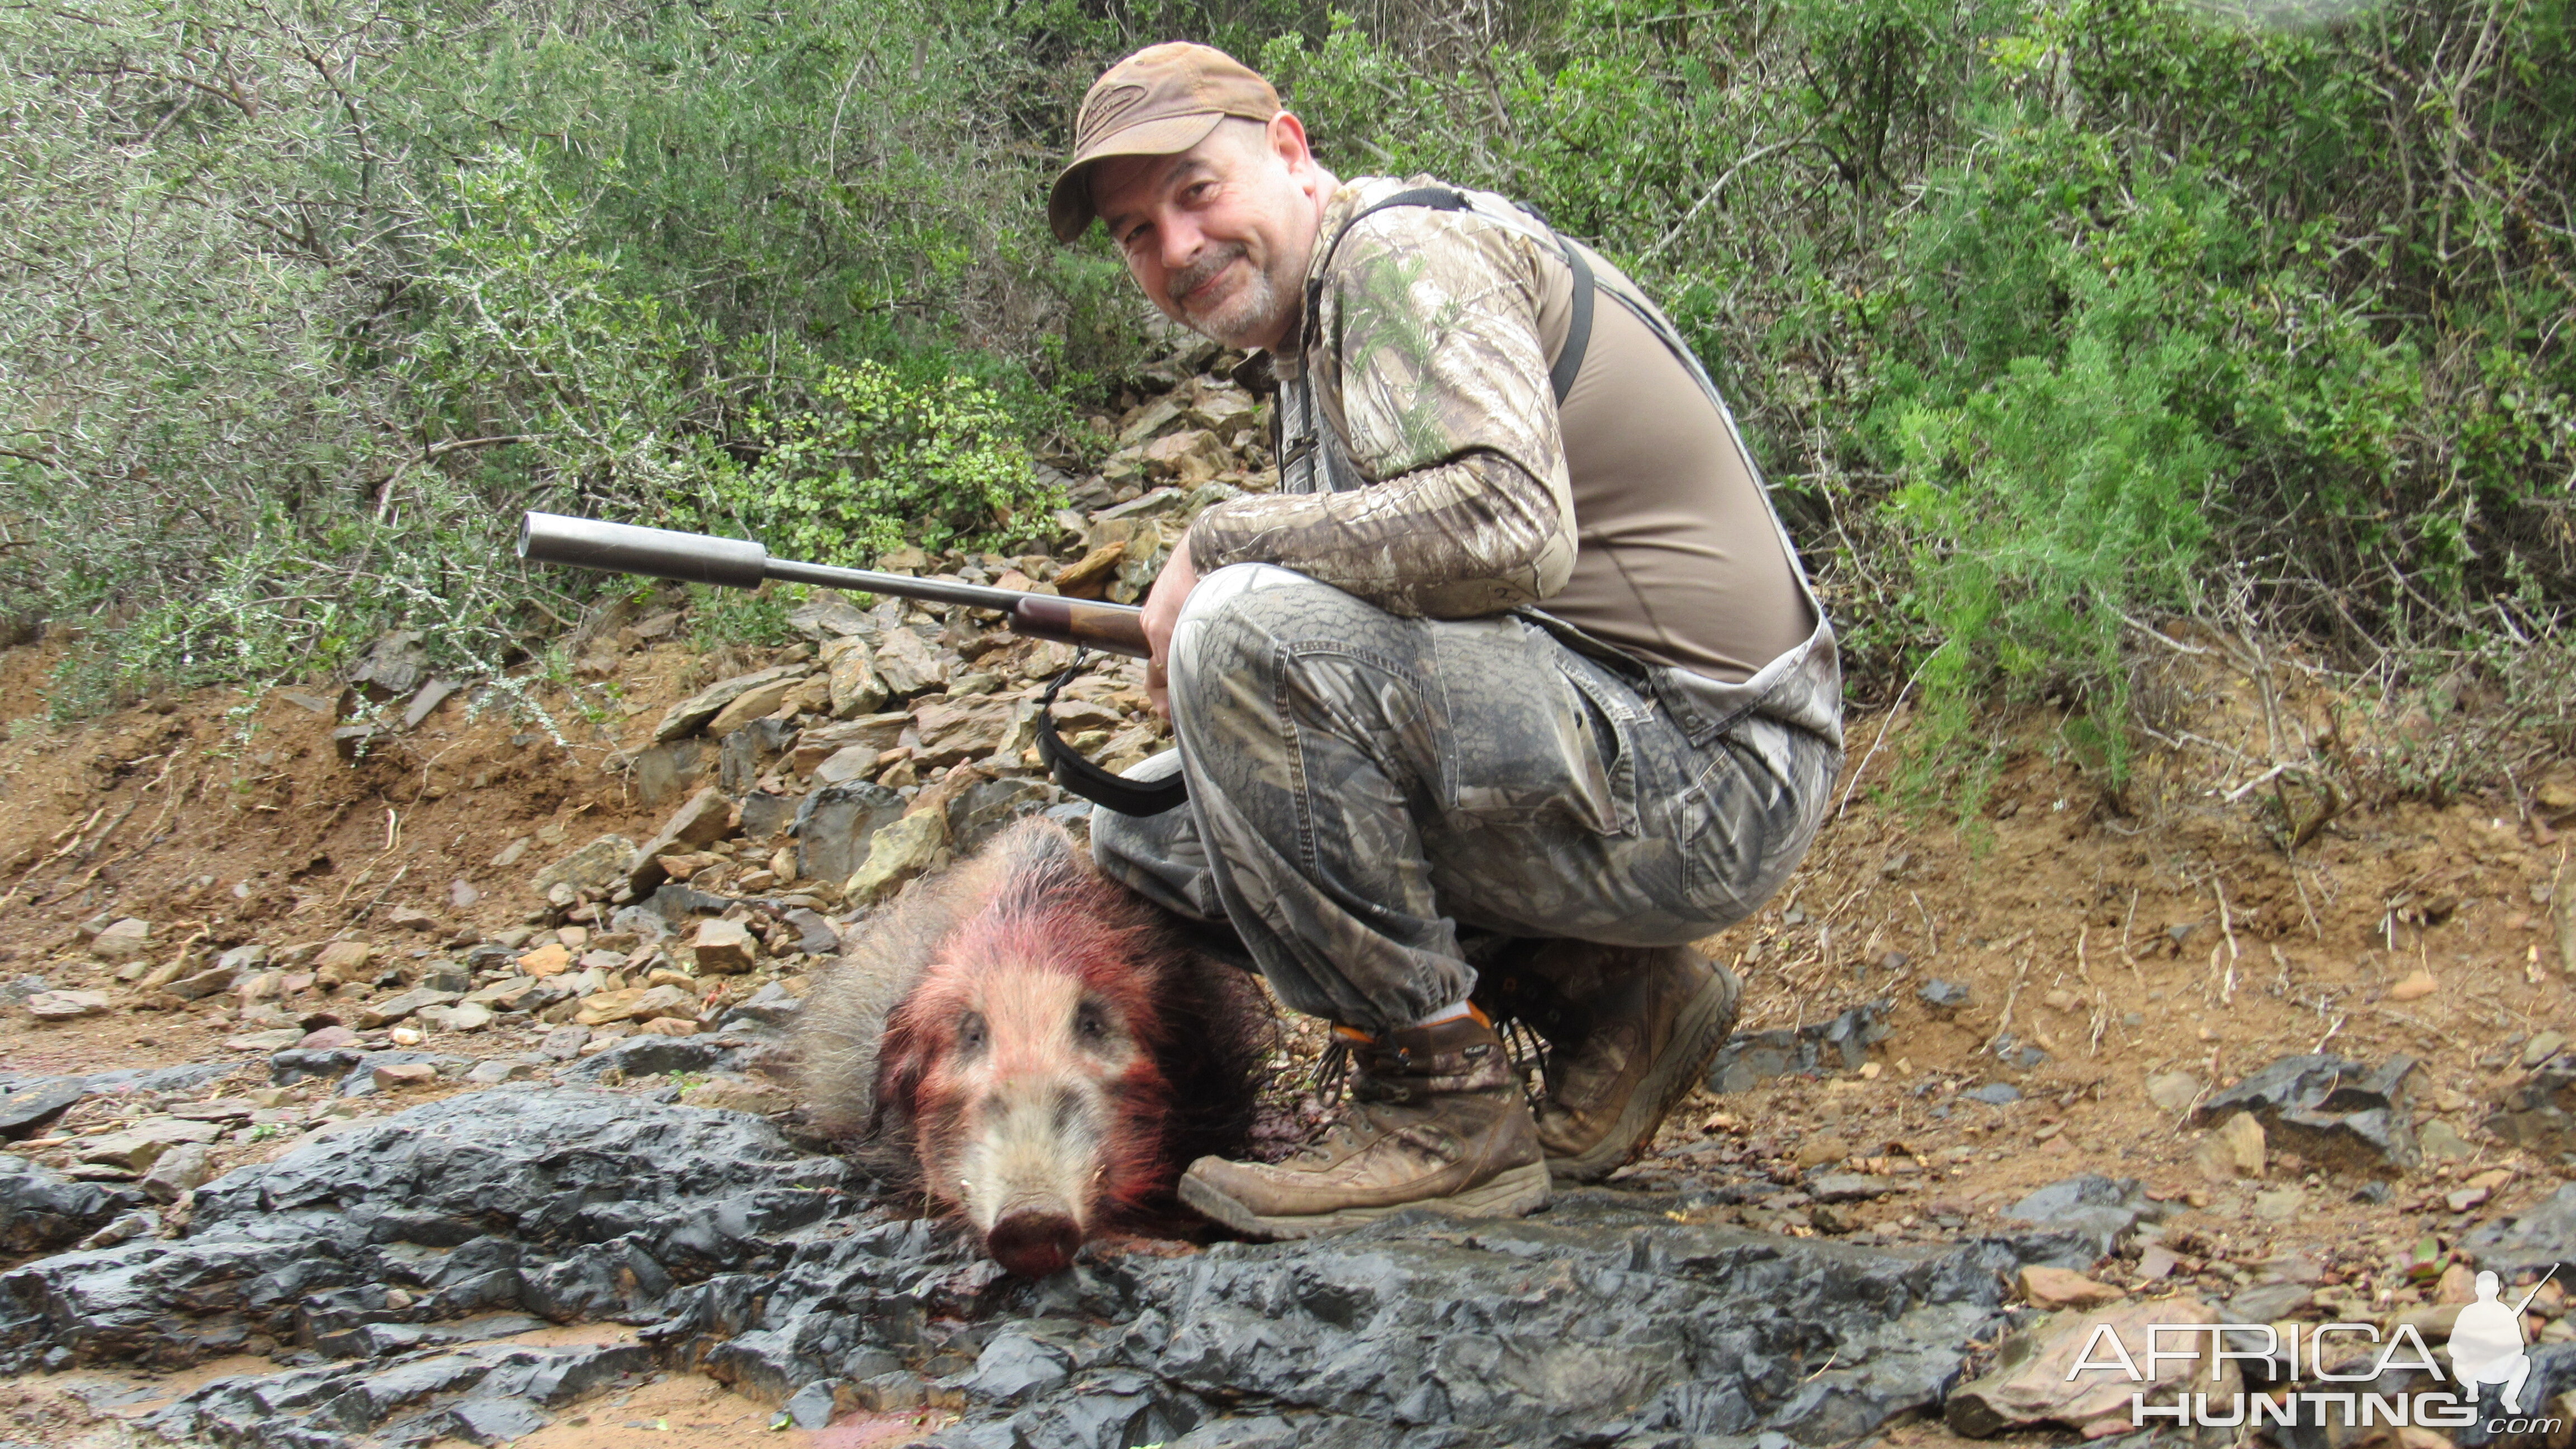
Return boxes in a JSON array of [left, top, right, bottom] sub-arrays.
[[1309, 1038, 1352, 1102], [1491, 1013, 1550, 1115]]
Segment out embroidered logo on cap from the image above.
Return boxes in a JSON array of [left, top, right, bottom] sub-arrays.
[[1077, 83, 1151, 151]]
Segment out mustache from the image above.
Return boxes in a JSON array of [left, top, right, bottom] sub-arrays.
[[1168, 243, 1248, 306]]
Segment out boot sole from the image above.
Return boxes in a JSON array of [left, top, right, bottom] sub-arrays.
[[1177, 1161, 1553, 1242], [1545, 960, 1740, 1184]]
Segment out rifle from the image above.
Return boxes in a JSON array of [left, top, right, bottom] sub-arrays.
[[2515, 1263, 2560, 1315], [517, 512, 1149, 657], [515, 512, 1185, 816]]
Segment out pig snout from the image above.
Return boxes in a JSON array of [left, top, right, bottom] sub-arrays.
[[987, 1209, 1083, 1278], [958, 1081, 1109, 1276]]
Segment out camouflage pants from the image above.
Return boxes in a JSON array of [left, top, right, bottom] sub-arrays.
[[1093, 564, 1841, 1035]]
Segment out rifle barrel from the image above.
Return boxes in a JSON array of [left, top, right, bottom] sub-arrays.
[[517, 512, 1149, 657], [759, 556, 1045, 615]]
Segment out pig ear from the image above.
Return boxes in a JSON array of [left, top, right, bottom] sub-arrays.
[[870, 1011, 929, 1137]]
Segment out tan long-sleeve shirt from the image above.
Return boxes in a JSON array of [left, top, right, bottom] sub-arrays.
[[1185, 176, 1812, 684]]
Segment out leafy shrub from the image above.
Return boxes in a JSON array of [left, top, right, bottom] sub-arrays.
[[0, 0, 1177, 713], [1, 0, 2566, 806], [1261, 0, 2571, 801], [1888, 311, 2222, 788], [695, 362, 1059, 566]]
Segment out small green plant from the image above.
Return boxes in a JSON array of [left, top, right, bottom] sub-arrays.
[[685, 584, 804, 651], [1886, 325, 2220, 792]]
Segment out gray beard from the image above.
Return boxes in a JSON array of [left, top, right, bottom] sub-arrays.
[[1175, 248, 1286, 349]]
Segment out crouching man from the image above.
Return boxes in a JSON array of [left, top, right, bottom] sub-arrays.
[[1057, 42, 1843, 1238]]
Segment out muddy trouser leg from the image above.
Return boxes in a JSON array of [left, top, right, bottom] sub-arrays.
[[1092, 564, 1840, 1036], [1083, 750, 1262, 974]]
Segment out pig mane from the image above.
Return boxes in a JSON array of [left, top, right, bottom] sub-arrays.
[[793, 821, 995, 1147]]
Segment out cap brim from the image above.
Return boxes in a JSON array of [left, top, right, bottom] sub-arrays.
[[1048, 111, 1229, 243]]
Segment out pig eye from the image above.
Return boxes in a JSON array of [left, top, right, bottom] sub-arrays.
[[956, 1012, 987, 1054], [1073, 998, 1114, 1045]]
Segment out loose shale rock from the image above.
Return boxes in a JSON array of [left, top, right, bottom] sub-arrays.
[[0, 1091, 2146, 1449], [653, 664, 807, 742], [1, 1153, 144, 1253], [531, 836, 640, 902], [794, 782, 906, 887], [2191, 1053, 2419, 1177], [690, 919, 760, 975], [89, 918, 152, 962], [627, 787, 736, 894], [845, 810, 947, 905], [25, 989, 111, 1021], [1946, 1298, 2231, 1438]]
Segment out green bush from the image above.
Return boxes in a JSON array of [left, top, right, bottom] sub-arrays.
[[695, 361, 1059, 565], [1865, 125, 2241, 784], [684, 584, 806, 653], [1887, 307, 2222, 787], [1, 0, 2566, 802], [0, 0, 1182, 714], [1260, 0, 2570, 799]]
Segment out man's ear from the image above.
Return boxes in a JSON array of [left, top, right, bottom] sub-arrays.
[[1267, 111, 1314, 174]]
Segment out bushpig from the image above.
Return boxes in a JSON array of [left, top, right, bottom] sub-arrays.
[[798, 817, 1270, 1277]]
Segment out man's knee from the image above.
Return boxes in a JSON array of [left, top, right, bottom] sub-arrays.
[[1170, 564, 1368, 705], [1089, 751, 1185, 868], [1177, 562, 1333, 647]]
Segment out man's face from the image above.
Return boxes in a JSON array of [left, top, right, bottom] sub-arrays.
[[1089, 116, 1323, 352]]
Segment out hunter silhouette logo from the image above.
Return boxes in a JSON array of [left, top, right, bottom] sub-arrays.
[[2449, 1266, 2556, 1413]]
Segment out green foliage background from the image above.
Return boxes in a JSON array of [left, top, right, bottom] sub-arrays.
[[2, 0, 2568, 790]]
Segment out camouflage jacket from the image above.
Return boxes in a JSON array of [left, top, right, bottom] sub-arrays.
[[1184, 176, 1844, 749], [1187, 178, 1576, 619]]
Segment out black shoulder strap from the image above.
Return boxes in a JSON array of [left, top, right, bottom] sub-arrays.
[[1308, 187, 1594, 406], [1551, 240, 1594, 405], [1310, 186, 1472, 285]]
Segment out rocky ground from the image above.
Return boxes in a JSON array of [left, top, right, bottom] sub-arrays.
[[4, 348, 2576, 1447]]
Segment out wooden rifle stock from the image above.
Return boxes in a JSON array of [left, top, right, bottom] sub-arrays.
[[517, 512, 1150, 659]]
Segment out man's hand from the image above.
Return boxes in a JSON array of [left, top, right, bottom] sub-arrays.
[[1140, 532, 1199, 717]]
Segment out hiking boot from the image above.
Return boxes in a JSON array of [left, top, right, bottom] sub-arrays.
[[1177, 1008, 1549, 1240], [1483, 942, 1740, 1183]]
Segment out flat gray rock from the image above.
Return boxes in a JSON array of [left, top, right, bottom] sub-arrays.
[[1807, 1172, 1903, 1203], [0, 1079, 84, 1140], [1707, 1002, 1890, 1094], [2488, 1060, 2576, 1157], [0, 1087, 850, 1396], [652, 1191, 2028, 1449], [0, 1085, 2106, 1449], [551, 1033, 739, 1082], [2000, 1175, 2171, 1258], [2464, 1182, 2576, 1273], [1, 1153, 145, 1254]]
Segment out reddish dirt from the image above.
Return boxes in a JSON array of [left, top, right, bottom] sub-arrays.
[[2, 615, 2572, 1445], [0, 633, 783, 1071]]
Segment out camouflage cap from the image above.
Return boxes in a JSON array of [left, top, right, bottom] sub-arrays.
[[1048, 42, 1280, 243]]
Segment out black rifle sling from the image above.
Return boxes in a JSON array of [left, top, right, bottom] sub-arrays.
[[1058, 187, 1595, 818], [1035, 651, 1188, 816]]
